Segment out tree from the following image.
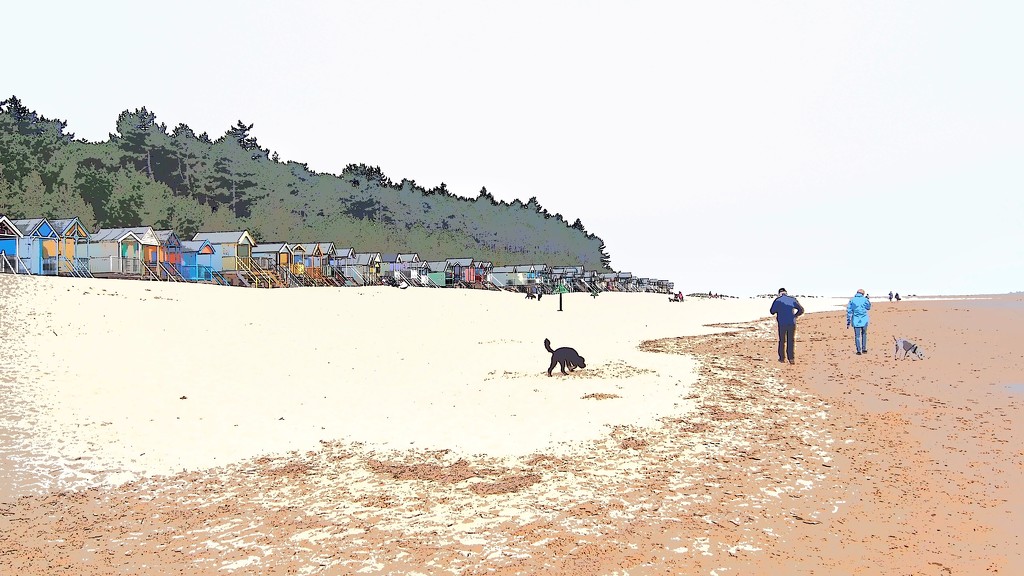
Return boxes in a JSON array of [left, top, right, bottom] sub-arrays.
[[210, 121, 267, 218], [44, 183, 97, 228], [112, 106, 173, 181]]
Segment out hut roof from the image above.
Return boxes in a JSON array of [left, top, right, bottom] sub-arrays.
[[0, 215, 24, 238], [354, 252, 380, 265], [90, 228, 144, 243], [49, 217, 89, 238], [192, 230, 256, 246], [95, 226, 159, 245], [295, 243, 324, 255], [181, 240, 213, 254], [252, 242, 290, 254], [154, 229, 181, 246], [12, 218, 57, 238]]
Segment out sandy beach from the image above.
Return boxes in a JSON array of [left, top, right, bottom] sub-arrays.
[[0, 275, 1021, 574]]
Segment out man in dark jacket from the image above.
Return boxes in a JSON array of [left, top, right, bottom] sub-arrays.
[[770, 287, 805, 364]]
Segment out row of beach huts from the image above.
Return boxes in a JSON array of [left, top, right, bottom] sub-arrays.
[[0, 214, 674, 293]]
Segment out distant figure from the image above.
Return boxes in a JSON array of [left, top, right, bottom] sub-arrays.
[[895, 292, 901, 302], [770, 287, 805, 364], [888, 291, 893, 302], [847, 288, 872, 355]]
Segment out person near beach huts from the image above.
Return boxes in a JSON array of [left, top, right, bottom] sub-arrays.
[[770, 287, 804, 364], [889, 290, 893, 302], [847, 288, 872, 355]]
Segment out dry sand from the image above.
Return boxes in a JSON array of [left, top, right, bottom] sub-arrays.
[[0, 275, 1020, 574]]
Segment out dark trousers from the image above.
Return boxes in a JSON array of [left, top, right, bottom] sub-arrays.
[[778, 324, 795, 361]]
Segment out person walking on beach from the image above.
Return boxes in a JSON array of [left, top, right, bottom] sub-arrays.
[[847, 288, 871, 354], [888, 290, 894, 302], [770, 288, 804, 364]]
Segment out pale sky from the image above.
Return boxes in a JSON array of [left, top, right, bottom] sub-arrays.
[[3, 1, 1021, 296]]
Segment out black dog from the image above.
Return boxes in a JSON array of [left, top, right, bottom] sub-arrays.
[[544, 338, 586, 377]]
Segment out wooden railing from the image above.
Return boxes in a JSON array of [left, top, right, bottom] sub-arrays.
[[82, 256, 142, 275], [0, 252, 30, 274], [236, 257, 277, 288], [160, 262, 185, 282]]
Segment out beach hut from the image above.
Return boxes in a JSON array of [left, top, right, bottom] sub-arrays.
[[252, 242, 293, 269], [351, 252, 382, 285], [191, 230, 258, 287], [380, 253, 400, 279], [49, 217, 92, 277], [517, 264, 549, 290], [444, 257, 473, 287], [599, 272, 618, 291], [397, 253, 421, 285], [252, 242, 301, 287], [423, 261, 449, 287], [314, 242, 341, 285], [288, 244, 307, 278], [78, 228, 144, 276], [471, 260, 493, 286], [154, 230, 184, 281], [582, 270, 602, 292], [401, 260, 432, 287], [329, 246, 356, 286], [296, 242, 338, 286], [191, 230, 257, 272], [616, 271, 635, 291], [379, 253, 420, 286], [553, 265, 588, 292], [489, 265, 517, 289], [180, 239, 216, 282], [107, 227, 163, 279], [0, 215, 28, 274], [11, 218, 60, 275]]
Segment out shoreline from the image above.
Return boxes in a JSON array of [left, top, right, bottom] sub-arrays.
[[0, 275, 1020, 573]]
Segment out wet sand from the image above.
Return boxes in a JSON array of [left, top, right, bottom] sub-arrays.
[[0, 275, 1020, 574]]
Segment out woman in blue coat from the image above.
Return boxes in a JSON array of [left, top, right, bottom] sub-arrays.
[[847, 288, 871, 354]]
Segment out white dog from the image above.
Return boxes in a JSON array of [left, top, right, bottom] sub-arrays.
[[893, 336, 926, 360]]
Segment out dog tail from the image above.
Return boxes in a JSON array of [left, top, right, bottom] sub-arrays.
[[544, 338, 554, 353]]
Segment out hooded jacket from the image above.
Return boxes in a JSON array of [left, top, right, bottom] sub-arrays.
[[847, 293, 871, 328]]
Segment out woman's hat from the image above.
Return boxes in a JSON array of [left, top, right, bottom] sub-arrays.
[[857, 288, 865, 294]]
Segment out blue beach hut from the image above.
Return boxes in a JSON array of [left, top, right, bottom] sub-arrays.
[[12, 218, 59, 275], [180, 240, 215, 281]]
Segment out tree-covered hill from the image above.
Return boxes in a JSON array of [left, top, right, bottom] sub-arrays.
[[0, 96, 612, 271]]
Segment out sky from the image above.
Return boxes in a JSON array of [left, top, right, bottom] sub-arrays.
[[3, 1, 1021, 296]]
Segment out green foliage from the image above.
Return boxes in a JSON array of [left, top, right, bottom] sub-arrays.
[[0, 97, 614, 272]]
